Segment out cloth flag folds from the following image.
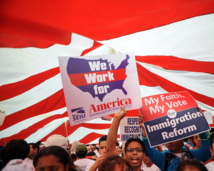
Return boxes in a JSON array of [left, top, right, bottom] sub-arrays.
[[0, 0, 214, 145]]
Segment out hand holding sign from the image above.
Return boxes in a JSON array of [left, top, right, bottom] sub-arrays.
[[107, 106, 128, 156], [138, 113, 144, 127]]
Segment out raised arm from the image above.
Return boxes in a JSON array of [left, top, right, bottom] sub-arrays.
[[138, 112, 165, 170], [106, 106, 126, 156], [138, 113, 147, 138]]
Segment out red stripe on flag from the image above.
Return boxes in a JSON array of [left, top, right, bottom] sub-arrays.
[[137, 63, 214, 108], [210, 124, 214, 128], [30, 121, 108, 144], [136, 56, 214, 74], [79, 132, 105, 144], [81, 41, 103, 56], [0, 67, 60, 101], [1, 90, 66, 130], [0, 112, 68, 145], [137, 65, 158, 87], [78, 131, 118, 144], [66, 122, 112, 136], [40, 123, 71, 142], [80, 123, 112, 129], [1, 1, 214, 47], [68, 69, 127, 86]]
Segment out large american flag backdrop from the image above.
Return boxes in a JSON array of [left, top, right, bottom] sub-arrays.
[[0, 0, 214, 145]]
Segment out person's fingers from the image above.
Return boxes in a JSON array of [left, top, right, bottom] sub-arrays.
[[138, 116, 144, 122], [121, 105, 127, 115]]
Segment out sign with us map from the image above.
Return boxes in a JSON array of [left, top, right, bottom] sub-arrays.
[[58, 53, 142, 126]]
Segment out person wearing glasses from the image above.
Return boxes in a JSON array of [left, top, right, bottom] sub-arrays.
[[106, 106, 145, 171]]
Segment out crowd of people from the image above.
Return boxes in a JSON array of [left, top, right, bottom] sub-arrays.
[[0, 106, 213, 171]]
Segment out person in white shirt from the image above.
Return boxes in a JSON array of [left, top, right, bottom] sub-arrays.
[[141, 156, 161, 171], [1, 139, 32, 171], [74, 144, 95, 171], [90, 144, 99, 156], [86, 135, 108, 171], [24, 143, 39, 171]]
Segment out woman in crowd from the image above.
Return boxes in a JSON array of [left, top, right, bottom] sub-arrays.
[[193, 135, 201, 150]]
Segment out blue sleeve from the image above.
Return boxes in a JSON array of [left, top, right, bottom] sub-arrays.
[[189, 131, 211, 162], [183, 145, 188, 150], [142, 137, 166, 171]]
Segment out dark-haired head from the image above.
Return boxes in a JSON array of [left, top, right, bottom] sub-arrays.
[[125, 138, 144, 153], [98, 155, 131, 171], [29, 142, 39, 151], [99, 135, 107, 145], [70, 153, 77, 163], [28, 142, 39, 160], [33, 146, 76, 171], [124, 138, 145, 170], [0, 139, 30, 165], [98, 135, 107, 156], [176, 159, 208, 171]]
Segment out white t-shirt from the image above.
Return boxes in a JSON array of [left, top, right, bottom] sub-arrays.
[[85, 160, 96, 171], [93, 149, 100, 157], [141, 163, 161, 171], [23, 158, 34, 171], [2, 159, 32, 171], [206, 161, 214, 171], [74, 158, 95, 171]]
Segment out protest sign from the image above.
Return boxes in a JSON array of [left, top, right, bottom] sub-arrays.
[[120, 117, 142, 142], [59, 53, 142, 126], [140, 91, 210, 147]]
